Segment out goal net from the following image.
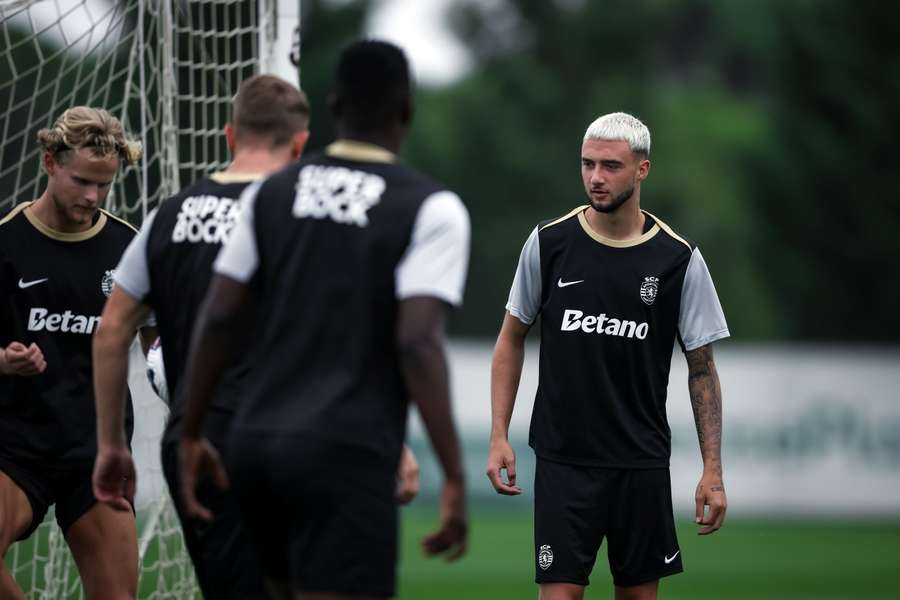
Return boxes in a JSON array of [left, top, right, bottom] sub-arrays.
[[0, 0, 296, 597]]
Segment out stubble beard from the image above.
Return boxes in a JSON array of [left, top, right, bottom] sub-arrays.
[[589, 186, 634, 214], [52, 191, 93, 228]]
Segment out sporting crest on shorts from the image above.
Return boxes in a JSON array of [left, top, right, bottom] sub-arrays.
[[101, 270, 115, 297], [640, 276, 659, 306], [538, 544, 553, 570]]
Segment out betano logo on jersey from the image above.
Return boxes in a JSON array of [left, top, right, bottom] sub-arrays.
[[171, 195, 241, 244], [293, 165, 385, 227], [560, 309, 649, 339], [27, 307, 100, 335]]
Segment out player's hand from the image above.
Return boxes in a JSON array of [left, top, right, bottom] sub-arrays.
[[486, 437, 522, 495], [695, 472, 727, 535], [422, 478, 467, 561], [92, 445, 136, 512], [179, 436, 229, 522], [0, 342, 46, 376], [396, 445, 420, 505]]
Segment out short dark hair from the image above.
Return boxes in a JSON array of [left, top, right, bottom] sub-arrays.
[[332, 40, 411, 132], [232, 74, 310, 146]]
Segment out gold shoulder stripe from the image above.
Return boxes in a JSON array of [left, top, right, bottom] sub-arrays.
[[0, 201, 31, 227], [99, 208, 138, 233], [643, 210, 691, 251], [540, 205, 586, 231]]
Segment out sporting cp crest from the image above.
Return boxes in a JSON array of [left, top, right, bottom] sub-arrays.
[[640, 276, 659, 306], [538, 544, 553, 570], [101, 270, 116, 297]]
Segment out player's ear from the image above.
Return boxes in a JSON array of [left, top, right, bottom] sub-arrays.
[[42, 151, 58, 175], [291, 130, 310, 160], [224, 123, 237, 153], [637, 158, 651, 181]]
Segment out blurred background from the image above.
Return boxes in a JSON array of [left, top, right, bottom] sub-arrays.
[[2, 0, 899, 598], [296, 1, 900, 597]]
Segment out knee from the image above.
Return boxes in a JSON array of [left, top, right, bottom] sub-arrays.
[[539, 583, 585, 600], [615, 582, 659, 600]]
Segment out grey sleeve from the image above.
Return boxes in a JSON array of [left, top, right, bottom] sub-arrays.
[[213, 181, 261, 283], [504, 226, 542, 325], [679, 248, 730, 351], [395, 191, 471, 306], [113, 208, 158, 302]]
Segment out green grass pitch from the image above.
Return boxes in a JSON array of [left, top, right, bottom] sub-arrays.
[[6, 509, 900, 598], [397, 509, 900, 599]]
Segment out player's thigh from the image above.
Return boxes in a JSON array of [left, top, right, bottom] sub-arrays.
[[534, 458, 608, 587], [0, 468, 38, 551], [614, 579, 659, 600], [539, 582, 586, 600], [288, 469, 397, 597], [227, 433, 292, 578], [295, 593, 386, 600], [255, 437, 398, 597], [605, 469, 681, 588], [162, 439, 267, 600], [63, 501, 138, 600]]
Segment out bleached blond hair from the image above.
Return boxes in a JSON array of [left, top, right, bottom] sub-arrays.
[[37, 106, 142, 166], [583, 112, 651, 158]]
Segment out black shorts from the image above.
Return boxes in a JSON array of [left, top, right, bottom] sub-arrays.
[[228, 432, 399, 597], [0, 452, 99, 540], [533, 458, 683, 588], [161, 433, 266, 600]]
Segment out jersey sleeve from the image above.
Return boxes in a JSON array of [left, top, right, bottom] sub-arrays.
[[213, 181, 261, 283], [114, 208, 158, 302], [678, 248, 730, 351], [395, 191, 470, 307], [504, 226, 542, 325]]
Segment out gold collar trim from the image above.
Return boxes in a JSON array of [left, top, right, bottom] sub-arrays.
[[326, 140, 395, 163], [24, 202, 107, 241], [577, 209, 659, 248], [210, 172, 264, 184]]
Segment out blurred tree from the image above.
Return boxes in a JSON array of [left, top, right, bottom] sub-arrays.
[[745, 0, 900, 341], [400, 0, 899, 341]]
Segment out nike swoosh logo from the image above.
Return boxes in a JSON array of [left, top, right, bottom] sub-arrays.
[[664, 551, 680, 564], [557, 278, 584, 288], [18, 278, 48, 289]]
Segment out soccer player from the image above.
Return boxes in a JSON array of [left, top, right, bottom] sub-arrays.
[[487, 112, 729, 600], [91, 74, 310, 599], [178, 40, 471, 599], [0, 107, 147, 600]]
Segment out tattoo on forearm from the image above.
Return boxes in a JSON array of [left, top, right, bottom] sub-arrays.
[[686, 344, 722, 469]]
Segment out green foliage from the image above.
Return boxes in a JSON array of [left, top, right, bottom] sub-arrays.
[[397, 0, 899, 340]]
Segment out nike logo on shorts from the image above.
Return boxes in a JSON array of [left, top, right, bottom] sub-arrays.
[[664, 550, 680, 564], [18, 278, 48, 289], [557, 278, 584, 288]]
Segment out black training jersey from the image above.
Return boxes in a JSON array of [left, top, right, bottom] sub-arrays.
[[0, 202, 136, 466], [506, 206, 729, 468], [213, 140, 470, 459], [114, 173, 261, 438]]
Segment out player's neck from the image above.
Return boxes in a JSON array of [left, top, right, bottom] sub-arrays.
[[226, 148, 292, 176], [30, 193, 91, 234], [584, 196, 645, 241], [335, 126, 403, 155]]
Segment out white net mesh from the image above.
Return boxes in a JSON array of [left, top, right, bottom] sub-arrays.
[[0, 0, 283, 597]]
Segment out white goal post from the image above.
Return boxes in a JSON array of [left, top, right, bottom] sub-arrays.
[[0, 1, 300, 597]]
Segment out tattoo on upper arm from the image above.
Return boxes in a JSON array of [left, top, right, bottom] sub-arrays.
[[686, 344, 722, 464]]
